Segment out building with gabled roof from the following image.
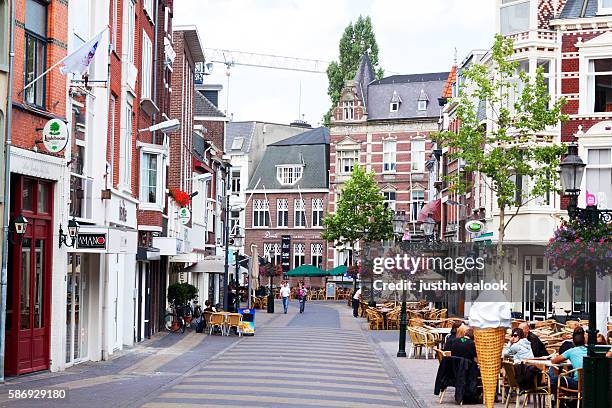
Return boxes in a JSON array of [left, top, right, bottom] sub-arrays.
[[328, 53, 450, 270]]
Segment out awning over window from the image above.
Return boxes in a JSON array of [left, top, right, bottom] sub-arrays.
[[179, 255, 224, 273], [417, 199, 441, 222], [136, 246, 161, 261]]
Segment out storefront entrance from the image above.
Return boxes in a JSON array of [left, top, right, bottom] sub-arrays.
[[66, 254, 89, 365], [523, 255, 553, 321], [5, 176, 53, 375]]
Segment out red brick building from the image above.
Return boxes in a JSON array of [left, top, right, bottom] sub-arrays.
[[244, 127, 330, 288], [328, 54, 448, 268]]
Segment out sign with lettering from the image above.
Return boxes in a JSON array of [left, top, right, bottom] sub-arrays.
[[76, 233, 107, 250], [281, 235, 291, 272], [42, 118, 69, 153]]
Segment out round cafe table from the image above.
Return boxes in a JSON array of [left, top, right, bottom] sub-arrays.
[[376, 307, 393, 329]]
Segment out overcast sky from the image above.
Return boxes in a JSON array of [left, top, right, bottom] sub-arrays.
[[175, 0, 496, 126]]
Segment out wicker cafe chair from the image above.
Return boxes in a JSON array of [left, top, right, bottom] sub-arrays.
[[208, 313, 226, 336], [407, 328, 432, 359], [365, 309, 385, 330], [556, 368, 583, 408], [225, 313, 243, 336], [386, 308, 400, 330]]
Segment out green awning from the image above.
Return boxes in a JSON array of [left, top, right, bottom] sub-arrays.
[[284, 264, 349, 277], [285, 265, 327, 277], [325, 265, 348, 276]]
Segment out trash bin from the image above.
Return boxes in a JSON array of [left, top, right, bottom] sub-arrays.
[[583, 346, 610, 408], [238, 308, 255, 336]]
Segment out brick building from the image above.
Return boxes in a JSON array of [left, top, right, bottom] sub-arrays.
[[244, 127, 330, 288], [328, 54, 448, 269]]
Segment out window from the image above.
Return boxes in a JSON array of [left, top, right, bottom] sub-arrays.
[[500, 0, 530, 35], [229, 210, 240, 236], [599, 0, 612, 14], [537, 59, 551, 96], [293, 243, 305, 268], [311, 243, 323, 268], [585, 148, 611, 209], [383, 191, 396, 211], [264, 243, 281, 265], [140, 152, 163, 206], [24, 0, 47, 107], [294, 199, 306, 227], [126, 0, 136, 64], [252, 199, 269, 227], [390, 102, 399, 112], [231, 170, 241, 193], [120, 102, 133, 190], [0, 0, 9, 67], [383, 140, 397, 172], [337, 149, 359, 174], [411, 140, 426, 172], [70, 100, 90, 218], [109, 95, 116, 184], [277, 198, 288, 227], [411, 191, 425, 221], [277, 165, 303, 185], [231, 137, 244, 150], [141, 31, 153, 99], [143, 0, 154, 18], [417, 100, 427, 111], [312, 198, 324, 227], [586, 58, 612, 113], [342, 101, 354, 120]]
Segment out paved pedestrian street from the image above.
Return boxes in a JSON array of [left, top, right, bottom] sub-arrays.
[[0, 302, 420, 408]]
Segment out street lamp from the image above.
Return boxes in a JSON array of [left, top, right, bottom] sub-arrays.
[[9, 214, 29, 245], [392, 211, 410, 358], [231, 234, 244, 311], [558, 143, 611, 407], [59, 217, 80, 248], [422, 213, 436, 240]]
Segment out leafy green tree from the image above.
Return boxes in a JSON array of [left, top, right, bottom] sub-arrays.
[[436, 34, 567, 263], [322, 165, 394, 270], [325, 16, 383, 124]]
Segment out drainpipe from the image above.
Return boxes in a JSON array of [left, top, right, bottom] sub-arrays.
[[0, 0, 17, 383], [151, 0, 159, 144]]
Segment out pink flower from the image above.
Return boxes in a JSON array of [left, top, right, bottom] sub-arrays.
[[575, 239, 580, 243], [589, 247, 595, 253]]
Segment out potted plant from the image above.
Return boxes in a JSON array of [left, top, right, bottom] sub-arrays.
[[167, 282, 198, 325]]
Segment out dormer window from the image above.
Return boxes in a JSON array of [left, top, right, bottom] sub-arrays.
[[417, 89, 429, 111], [390, 90, 402, 112], [277, 165, 303, 185], [599, 0, 612, 15], [342, 101, 355, 120]]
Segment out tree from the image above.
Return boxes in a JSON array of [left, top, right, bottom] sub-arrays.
[[322, 165, 394, 285], [324, 16, 384, 124], [436, 34, 567, 266]]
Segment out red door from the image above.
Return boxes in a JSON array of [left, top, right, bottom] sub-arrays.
[[5, 176, 53, 376]]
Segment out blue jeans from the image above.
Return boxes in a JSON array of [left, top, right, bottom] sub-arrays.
[[549, 367, 578, 401], [282, 296, 289, 313], [299, 299, 305, 313]]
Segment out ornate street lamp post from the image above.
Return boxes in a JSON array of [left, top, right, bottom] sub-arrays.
[[393, 211, 410, 357], [558, 144, 611, 408], [422, 213, 437, 242]]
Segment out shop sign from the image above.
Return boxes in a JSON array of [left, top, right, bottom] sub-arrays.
[[465, 220, 485, 234], [42, 118, 69, 153], [281, 235, 291, 272], [178, 207, 191, 225], [76, 233, 107, 250]]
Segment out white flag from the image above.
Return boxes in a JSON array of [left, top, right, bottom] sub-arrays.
[[60, 28, 106, 75]]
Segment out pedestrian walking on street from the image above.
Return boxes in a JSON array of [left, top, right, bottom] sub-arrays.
[[280, 281, 291, 314], [298, 282, 307, 314], [352, 287, 362, 317]]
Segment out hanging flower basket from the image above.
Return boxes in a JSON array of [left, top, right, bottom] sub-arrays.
[[170, 188, 191, 207], [545, 218, 611, 279]]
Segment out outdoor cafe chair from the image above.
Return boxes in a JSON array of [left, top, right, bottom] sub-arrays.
[[556, 368, 583, 408], [208, 313, 226, 336], [225, 313, 243, 336], [365, 309, 385, 330], [386, 308, 400, 330], [407, 328, 428, 358]]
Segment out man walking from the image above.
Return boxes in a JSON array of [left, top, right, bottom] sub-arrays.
[[298, 282, 307, 314], [352, 287, 362, 317], [280, 281, 290, 314]]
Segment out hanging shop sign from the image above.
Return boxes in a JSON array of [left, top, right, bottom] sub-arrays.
[[42, 118, 69, 153], [281, 235, 291, 272], [465, 220, 485, 234], [76, 233, 107, 250], [178, 207, 191, 225]]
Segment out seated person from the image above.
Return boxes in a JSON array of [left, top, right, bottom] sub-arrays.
[[596, 333, 608, 345], [203, 300, 217, 312], [559, 326, 584, 354], [451, 327, 477, 362], [503, 328, 535, 362], [519, 322, 548, 357], [550, 332, 588, 397], [443, 321, 464, 351]]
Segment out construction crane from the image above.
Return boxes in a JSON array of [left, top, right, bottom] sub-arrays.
[[196, 48, 330, 119]]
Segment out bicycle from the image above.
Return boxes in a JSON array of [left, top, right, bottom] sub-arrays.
[[164, 302, 188, 333]]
